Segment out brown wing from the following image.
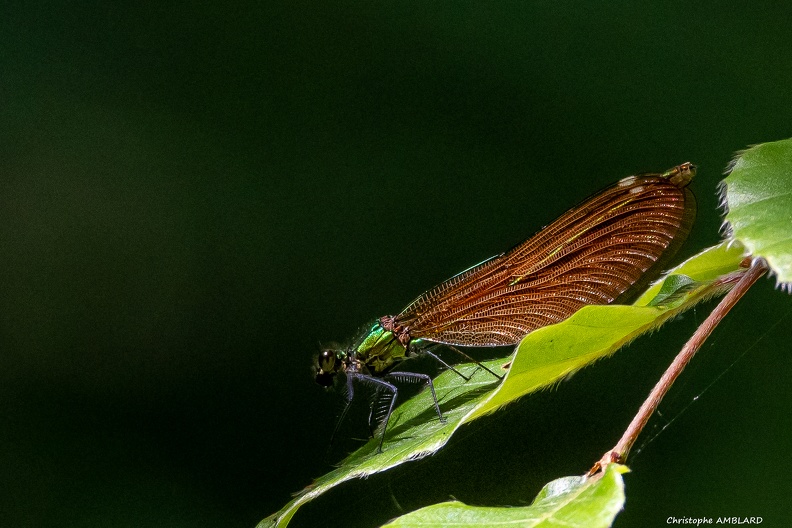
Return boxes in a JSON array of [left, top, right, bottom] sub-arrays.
[[395, 165, 696, 347]]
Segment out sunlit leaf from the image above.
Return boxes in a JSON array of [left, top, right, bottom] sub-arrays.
[[381, 464, 628, 528], [723, 137, 792, 287], [260, 243, 744, 527]]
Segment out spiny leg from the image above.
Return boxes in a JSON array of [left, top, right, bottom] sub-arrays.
[[422, 342, 505, 381], [383, 372, 446, 426], [328, 372, 357, 452], [337, 371, 449, 453], [421, 349, 471, 381], [444, 343, 505, 380], [367, 387, 382, 436], [348, 373, 400, 453]]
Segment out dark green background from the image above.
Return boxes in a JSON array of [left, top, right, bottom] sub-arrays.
[[2, 2, 790, 527]]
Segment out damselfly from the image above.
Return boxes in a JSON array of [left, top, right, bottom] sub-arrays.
[[316, 163, 696, 452]]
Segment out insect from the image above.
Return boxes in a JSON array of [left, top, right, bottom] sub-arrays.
[[316, 163, 696, 452]]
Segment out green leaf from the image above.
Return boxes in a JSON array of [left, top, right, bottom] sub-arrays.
[[381, 464, 628, 528], [258, 360, 505, 528], [646, 274, 697, 307], [723, 137, 792, 287], [468, 243, 744, 421], [261, 243, 744, 528]]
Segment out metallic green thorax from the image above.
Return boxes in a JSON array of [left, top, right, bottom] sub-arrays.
[[354, 324, 409, 376]]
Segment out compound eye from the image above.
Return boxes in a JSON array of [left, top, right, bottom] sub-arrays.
[[318, 350, 338, 373]]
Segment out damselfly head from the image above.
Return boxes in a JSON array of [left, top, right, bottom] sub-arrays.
[[315, 349, 342, 387], [664, 162, 697, 187]]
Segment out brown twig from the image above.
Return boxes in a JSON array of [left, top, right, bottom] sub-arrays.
[[589, 257, 769, 476]]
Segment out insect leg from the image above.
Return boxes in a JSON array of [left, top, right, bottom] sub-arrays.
[[348, 373, 400, 453], [328, 373, 357, 451], [423, 343, 505, 381], [367, 387, 382, 436], [382, 372, 446, 426], [420, 349, 470, 381]]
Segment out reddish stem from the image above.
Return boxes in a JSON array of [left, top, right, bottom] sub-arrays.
[[589, 258, 769, 475]]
